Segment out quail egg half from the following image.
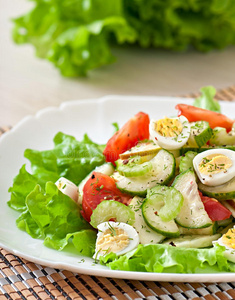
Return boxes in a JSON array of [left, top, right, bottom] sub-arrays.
[[149, 116, 191, 150], [193, 149, 235, 186], [214, 225, 235, 263], [93, 222, 139, 260]]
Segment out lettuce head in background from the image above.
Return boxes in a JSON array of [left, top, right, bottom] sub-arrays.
[[12, 0, 235, 77]]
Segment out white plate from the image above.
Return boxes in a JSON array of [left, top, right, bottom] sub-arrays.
[[1, 95, 235, 283]]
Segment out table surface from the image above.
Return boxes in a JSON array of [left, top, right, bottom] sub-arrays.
[[1, 0, 235, 128]]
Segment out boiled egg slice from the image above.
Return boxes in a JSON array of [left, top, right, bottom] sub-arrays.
[[193, 149, 235, 186], [214, 225, 235, 263], [149, 116, 190, 150], [55, 177, 79, 203], [93, 221, 139, 260]]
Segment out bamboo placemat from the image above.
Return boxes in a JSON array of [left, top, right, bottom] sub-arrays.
[[1, 85, 235, 300]]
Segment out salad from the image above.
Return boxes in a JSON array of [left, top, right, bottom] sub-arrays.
[[8, 86, 235, 273]]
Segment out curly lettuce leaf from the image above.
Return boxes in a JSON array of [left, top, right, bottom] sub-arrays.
[[15, 182, 96, 255], [8, 132, 104, 256], [8, 132, 104, 210], [193, 86, 221, 113], [100, 243, 235, 273], [124, 0, 235, 51], [12, 0, 235, 76], [67, 230, 97, 257], [8, 165, 39, 212], [24, 132, 105, 186], [12, 0, 136, 76]]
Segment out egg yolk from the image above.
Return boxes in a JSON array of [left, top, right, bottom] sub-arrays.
[[155, 117, 183, 138], [222, 228, 235, 249], [96, 227, 129, 255], [199, 154, 233, 175]]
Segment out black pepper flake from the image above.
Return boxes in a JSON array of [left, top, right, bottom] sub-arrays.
[[91, 174, 95, 179], [170, 241, 176, 247]]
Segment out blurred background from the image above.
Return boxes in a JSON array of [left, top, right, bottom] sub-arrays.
[[1, 0, 235, 127]]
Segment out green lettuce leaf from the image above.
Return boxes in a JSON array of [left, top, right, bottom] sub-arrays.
[[193, 86, 221, 113], [12, 0, 136, 76], [12, 0, 235, 76], [100, 243, 235, 273], [24, 132, 105, 186], [8, 165, 39, 212], [67, 230, 97, 257], [15, 182, 95, 254], [8, 132, 104, 256]]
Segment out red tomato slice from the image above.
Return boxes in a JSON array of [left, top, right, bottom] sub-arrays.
[[103, 112, 150, 165], [82, 172, 131, 222], [175, 104, 234, 132], [199, 191, 232, 221]]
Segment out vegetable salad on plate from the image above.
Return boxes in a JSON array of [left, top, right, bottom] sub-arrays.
[[8, 86, 235, 273]]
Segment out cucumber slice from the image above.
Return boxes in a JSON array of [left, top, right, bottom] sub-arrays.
[[116, 149, 175, 196], [180, 145, 235, 156], [210, 127, 235, 146], [116, 156, 153, 177], [168, 149, 181, 159], [187, 121, 213, 148], [173, 170, 212, 229], [90, 200, 135, 228], [119, 141, 161, 160], [198, 177, 235, 200], [179, 223, 217, 235], [217, 217, 234, 229], [217, 223, 235, 234], [179, 151, 197, 173], [163, 233, 221, 248], [146, 185, 184, 222], [129, 196, 165, 244], [221, 200, 235, 217], [142, 196, 180, 238]]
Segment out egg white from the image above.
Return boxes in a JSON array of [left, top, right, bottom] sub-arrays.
[[93, 221, 139, 259], [55, 177, 79, 202], [214, 225, 235, 263], [149, 116, 190, 150], [193, 149, 235, 186]]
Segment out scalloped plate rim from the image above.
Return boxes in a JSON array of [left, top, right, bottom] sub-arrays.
[[0, 95, 235, 282]]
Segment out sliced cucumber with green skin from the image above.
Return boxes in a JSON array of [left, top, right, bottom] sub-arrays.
[[129, 196, 165, 244], [146, 185, 184, 222], [180, 145, 235, 156], [163, 233, 221, 248], [90, 200, 135, 229], [209, 127, 235, 146], [187, 121, 213, 148], [116, 156, 153, 177], [116, 149, 175, 196], [168, 149, 181, 158], [179, 151, 197, 173], [216, 216, 234, 229], [142, 195, 180, 238], [221, 200, 235, 217], [172, 170, 212, 229], [179, 223, 217, 235], [198, 176, 235, 200], [217, 223, 235, 235]]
